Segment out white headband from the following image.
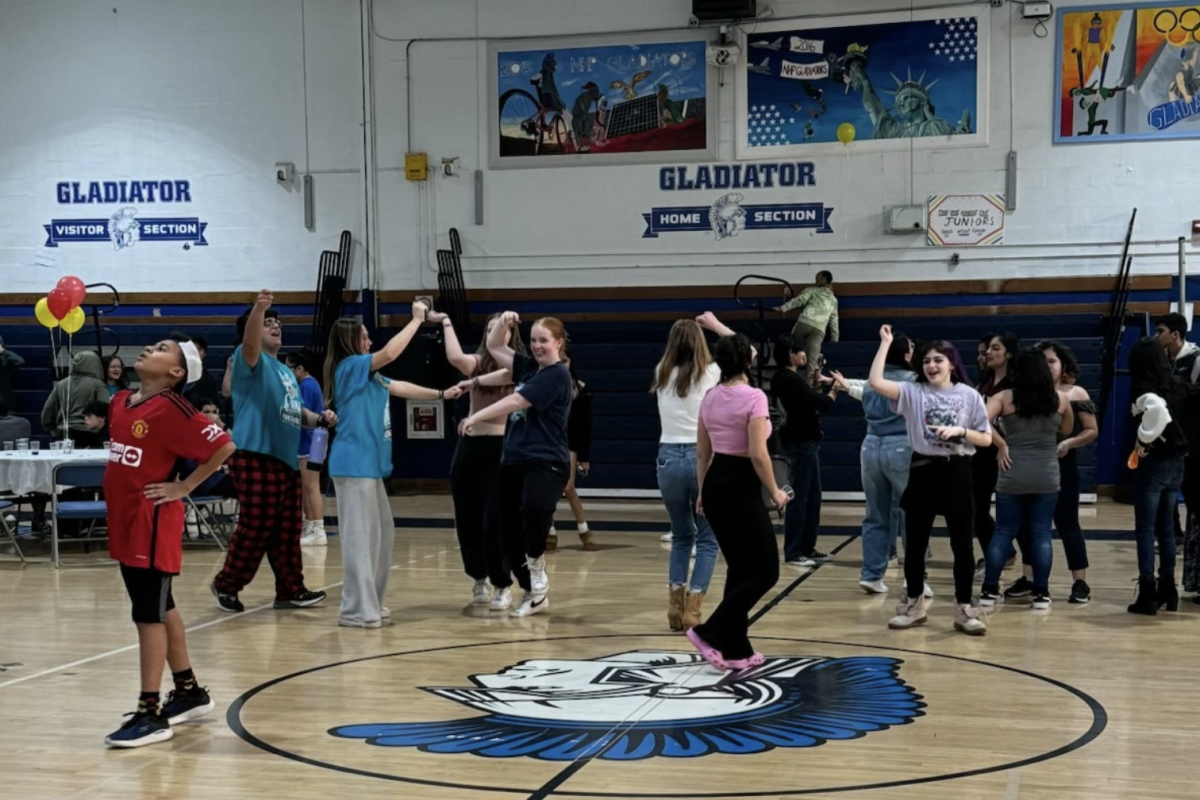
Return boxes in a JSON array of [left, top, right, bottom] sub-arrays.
[[178, 340, 203, 384]]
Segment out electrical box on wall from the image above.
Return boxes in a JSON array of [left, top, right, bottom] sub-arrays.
[[405, 152, 428, 181], [884, 205, 926, 234]]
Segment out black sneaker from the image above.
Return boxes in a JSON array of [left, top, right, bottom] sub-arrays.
[[979, 585, 1004, 608], [1032, 590, 1052, 610], [104, 711, 173, 748], [162, 687, 216, 725], [1003, 576, 1035, 604], [804, 550, 834, 562], [211, 582, 244, 613], [273, 589, 327, 609], [1068, 580, 1091, 605]]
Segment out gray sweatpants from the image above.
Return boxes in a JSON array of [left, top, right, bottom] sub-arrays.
[[332, 477, 394, 625]]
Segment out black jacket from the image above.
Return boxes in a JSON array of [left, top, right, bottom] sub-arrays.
[[771, 368, 832, 447]]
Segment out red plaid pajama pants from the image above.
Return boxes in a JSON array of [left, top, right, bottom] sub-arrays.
[[213, 451, 307, 601]]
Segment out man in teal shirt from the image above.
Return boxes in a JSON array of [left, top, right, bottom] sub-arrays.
[[211, 290, 336, 613]]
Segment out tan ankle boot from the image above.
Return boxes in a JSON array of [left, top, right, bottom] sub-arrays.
[[682, 591, 704, 629], [668, 586, 686, 631], [579, 531, 598, 551]]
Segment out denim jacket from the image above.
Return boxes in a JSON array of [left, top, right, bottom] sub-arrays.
[[862, 367, 917, 437]]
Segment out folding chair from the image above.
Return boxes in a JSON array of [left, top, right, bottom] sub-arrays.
[[185, 495, 238, 550], [50, 463, 109, 568], [0, 499, 24, 564]]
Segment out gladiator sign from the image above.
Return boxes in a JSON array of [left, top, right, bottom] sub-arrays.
[[44, 179, 209, 250]]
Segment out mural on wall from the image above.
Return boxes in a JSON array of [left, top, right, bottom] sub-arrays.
[[1055, 3, 1200, 142], [643, 162, 833, 240], [44, 179, 208, 249], [737, 11, 988, 156], [489, 35, 715, 167]]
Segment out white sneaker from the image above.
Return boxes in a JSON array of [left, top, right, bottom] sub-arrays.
[[509, 592, 549, 617], [888, 595, 927, 629], [472, 579, 491, 605], [489, 587, 513, 611], [300, 525, 328, 547], [660, 532, 673, 542], [528, 555, 549, 594], [785, 556, 817, 568], [954, 603, 987, 635], [859, 579, 889, 594]]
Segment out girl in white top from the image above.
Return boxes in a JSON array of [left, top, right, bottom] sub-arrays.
[[651, 313, 730, 633]]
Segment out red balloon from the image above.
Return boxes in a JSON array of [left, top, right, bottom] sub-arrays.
[[46, 288, 72, 320], [56, 275, 86, 309]]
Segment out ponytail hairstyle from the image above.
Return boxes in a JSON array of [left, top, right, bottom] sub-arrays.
[[323, 317, 366, 410], [714, 334, 754, 383], [531, 316, 568, 361]]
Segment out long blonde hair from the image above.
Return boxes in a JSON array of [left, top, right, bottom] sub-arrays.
[[650, 319, 712, 398], [322, 317, 364, 410]]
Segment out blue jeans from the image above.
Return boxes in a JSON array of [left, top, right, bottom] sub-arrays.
[[986, 492, 1057, 590], [657, 443, 719, 593], [860, 434, 911, 581], [1132, 454, 1184, 581], [783, 441, 821, 561]]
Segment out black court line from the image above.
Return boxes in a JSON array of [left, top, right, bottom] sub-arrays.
[[524, 534, 859, 800]]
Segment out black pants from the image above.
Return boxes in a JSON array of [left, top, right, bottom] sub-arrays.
[[450, 436, 510, 588], [498, 460, 569, 592], [902, 454, 976, 604], [693, 454, 780, 660], [971, 446, 999, 553]]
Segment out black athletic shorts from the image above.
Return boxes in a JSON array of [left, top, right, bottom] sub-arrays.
[[120, 563, 177, 624]]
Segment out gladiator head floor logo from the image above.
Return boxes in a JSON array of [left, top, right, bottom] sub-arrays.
[[328, 650, 924, 761]]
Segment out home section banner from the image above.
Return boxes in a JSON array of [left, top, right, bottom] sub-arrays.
[[642, 198, 834, 239], [44, 216, 209, 249]]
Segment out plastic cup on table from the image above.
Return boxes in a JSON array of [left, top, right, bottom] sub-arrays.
[[62, 440, 73, 454], [16, 439, 28, 451], [2, 441, 12, 452], [30, 440, 40, 454]]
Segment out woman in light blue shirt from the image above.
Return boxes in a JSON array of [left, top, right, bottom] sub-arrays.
[[323, 310, 463, 629]]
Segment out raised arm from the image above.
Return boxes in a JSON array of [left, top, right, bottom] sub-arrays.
[[454, 368, 513, 394], [486, 311, 520, 372], [388, 381, 464, 401], [775, 287, 811, 314], [371, 302, 428, 372], [868, 325, 902, 400], [695, 311, 734, 338], [429, 312, 480, 376], [241, 289, 273, 369], [220, 355, 232, 399]]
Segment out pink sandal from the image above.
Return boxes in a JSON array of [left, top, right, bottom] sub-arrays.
[[686, 628, 730, 670], [725, 652, 765, 671]]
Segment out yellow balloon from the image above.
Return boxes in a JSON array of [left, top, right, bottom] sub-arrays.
[[836, 122, 856, 145], [34, 297, 59, 329], [61, 306, 86, 335]]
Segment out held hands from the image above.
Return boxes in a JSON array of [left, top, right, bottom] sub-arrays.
[[144, 480, 191, 506], [879, 324, 893, 344], [830, 370, 849, 392], [443, 385, 465, 401], [454, 378, 475, 394], [425, 310, 448, 324], [411, 301, 429, 323], [255, 289, 274, 311]]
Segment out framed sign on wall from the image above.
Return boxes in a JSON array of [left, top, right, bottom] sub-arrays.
[[488, 31, 718, 168]]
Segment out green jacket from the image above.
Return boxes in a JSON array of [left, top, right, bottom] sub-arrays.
[[41, 351, 109, 437], [781, 285, 839, 342]]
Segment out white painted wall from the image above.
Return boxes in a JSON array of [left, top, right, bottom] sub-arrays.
[[0, 0, 363, 293], [377, 0, 1200, 290], [2, 0, 1194, 294]]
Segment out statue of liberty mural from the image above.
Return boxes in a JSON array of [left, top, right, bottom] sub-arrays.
[[834, 44, 971, 139]]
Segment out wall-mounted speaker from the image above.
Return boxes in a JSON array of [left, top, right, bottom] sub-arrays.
[[692, 0, 757, 22]]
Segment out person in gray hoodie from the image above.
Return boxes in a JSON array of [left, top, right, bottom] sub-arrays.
[[773, 271, 840, 375], [41, 350, 109, 448]]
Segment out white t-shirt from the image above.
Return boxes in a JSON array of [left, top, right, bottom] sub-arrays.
[[657, 363, 721, 443]]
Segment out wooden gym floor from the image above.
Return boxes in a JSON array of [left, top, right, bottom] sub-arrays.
[[1, 496, 1197, 800]]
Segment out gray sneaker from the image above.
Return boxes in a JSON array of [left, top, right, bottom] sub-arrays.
[[528, 556, 549, 594]]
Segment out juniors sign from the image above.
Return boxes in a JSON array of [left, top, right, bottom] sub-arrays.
[[44, 178, 209, 250], [646, 162, 833, 240]]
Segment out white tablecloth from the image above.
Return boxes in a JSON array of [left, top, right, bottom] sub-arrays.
[[0, 450, 109, 496]]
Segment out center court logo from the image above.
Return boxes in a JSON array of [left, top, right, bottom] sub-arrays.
[[328, 650, 924, 760]]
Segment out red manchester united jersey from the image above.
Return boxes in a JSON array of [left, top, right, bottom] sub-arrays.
[[105, 389, 231, 573]]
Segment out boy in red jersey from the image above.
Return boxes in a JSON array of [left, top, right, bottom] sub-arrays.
[[104, 339, 235, 748]]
